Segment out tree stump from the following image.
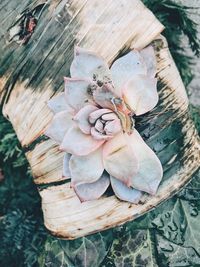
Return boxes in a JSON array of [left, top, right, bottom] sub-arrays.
[[0, 0, 199, 239]]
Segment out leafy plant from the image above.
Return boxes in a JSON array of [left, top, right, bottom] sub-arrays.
[[0, 210, 46, 267], [0, 114, 47, 267], [190, 104, 200, 135], [143, 0, 200, 86], [40, 232, 113, 267]]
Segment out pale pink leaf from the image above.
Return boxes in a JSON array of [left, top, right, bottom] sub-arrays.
[[70, 147, 104, 186], [45, 111, 75, 144], [111, 50, 147, 95], [60, 126, 104, 156], [47, 93, 74, 114], [110, 176, 143, 203], [64, 77, 95, 111], [140, 45, 157, 78], [74, 173, 110, 202], [127, 129, 163, 195], [122, 74, 158, 115], [62, 153, 71, 178], [103, 132, 138, 186], [74, 105, 98, 134], [70, 46, 111, 82]]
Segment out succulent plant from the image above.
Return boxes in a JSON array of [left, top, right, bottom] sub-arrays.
[[45, 46, 163, 203]]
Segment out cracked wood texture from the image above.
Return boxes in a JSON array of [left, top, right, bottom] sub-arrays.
[[0, 0, 199, 239]]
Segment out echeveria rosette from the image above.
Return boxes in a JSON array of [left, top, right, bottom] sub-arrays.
[[45, 46, 163, 203]]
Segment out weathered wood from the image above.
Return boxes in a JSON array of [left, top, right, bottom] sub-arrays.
[[0, 0, 199, 239]]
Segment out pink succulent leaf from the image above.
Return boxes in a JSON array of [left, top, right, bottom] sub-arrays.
[[90, 127, 113, 141], [88, 108, 122, 140], [73, 104, 98, 134], [74, 172, 110, 202], [69, 147, 104, 187], [88, 108, 113, 124], [111, 50, 147, 95], [104, 119, 121, 135], [45, 111, 75, 144], [103, 132, 139, 187], [139, 45, 157, 78], [64, 77, 95, 111], [47, 93, 74, 114], [70, 46, 111, 82], [122, 74, 158, 116], [60, 126, 104, 156], [94, 119, 104, 132], [110, 176, 143, 204], [127, 129, 163, 195], [62, 153, 71, 178], [93, 83, 120, 109], [101, 112, 118, 120]]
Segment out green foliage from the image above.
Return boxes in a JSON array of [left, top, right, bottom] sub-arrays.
[[0, 1, 200, 267], [104, 229, 158, 267], [40, 232, 113, 267], [0, 210, 46, 267], [0, 114, 47, 267], [0, 116, 27, 167], [143, 0, 200, 86], [190, 104, 200, 135]]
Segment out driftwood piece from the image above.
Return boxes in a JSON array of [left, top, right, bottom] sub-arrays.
[[0, 0, 199, 239]]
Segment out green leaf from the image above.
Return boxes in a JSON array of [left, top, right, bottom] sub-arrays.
[[41, 238, 73, 267], [104, 228, 158, 267], [41, 231, 113, 267], [152, 198, 200, 255], [189, 105, 200, 135], [156, 234, 200, 267], [178, 169, 200, 201]]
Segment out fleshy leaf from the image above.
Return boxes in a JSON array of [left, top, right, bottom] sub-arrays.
[[88, 108, 113, 124], [47, 93, 74, 114], [73, 105, 98, 134], [128, 129, 163, 195], [110, 176, 143, 203], [69, 147, 104, 186], [140, 45, 157, 78], [74, 173, 110, 202], [62, 153, 71, 178], [111, 50, 146, 95], [70, 46, 111, 82], [45, 111, 75, 144], [103, 132, 138, 186], [93, 83, 119, 109], [122, 74, 158, 115], [104, 119, 121, 135], [91, 127, 113, 141], [60, 126, 104, 156], [64, 77, 95, 111]]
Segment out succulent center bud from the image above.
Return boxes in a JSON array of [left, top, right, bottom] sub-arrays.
[[87, 78, 135, 137], [88, 109, 121, 140]]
